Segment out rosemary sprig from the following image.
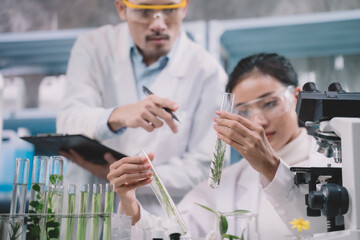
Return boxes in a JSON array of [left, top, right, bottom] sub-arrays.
[[210, 138, 226, 185]]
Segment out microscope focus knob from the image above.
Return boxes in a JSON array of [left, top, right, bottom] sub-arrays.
[[307, 183, 349, 217], [302, 82, 319, 92], [328, 82, 346, 92], [308, 191, 325, 209]]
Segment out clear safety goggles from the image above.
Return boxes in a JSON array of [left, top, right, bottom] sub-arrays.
[[123, 0, 187, 23], [235, 86, 295, 121]]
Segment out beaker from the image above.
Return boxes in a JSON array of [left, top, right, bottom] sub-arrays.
[[208, 92, 235, 189]]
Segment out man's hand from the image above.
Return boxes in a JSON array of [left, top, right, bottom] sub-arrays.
[[107, 153, 154, 225], [60, 149, 117, 180], [108, 95, 179, 133]]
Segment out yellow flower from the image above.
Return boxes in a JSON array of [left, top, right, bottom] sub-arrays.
[[290, 218, 310, 232]]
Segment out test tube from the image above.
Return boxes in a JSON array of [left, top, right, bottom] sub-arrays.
[[90, 184, 102, 240], [48, 156, 64, 186], [102, 183, 115, 240], [44, 184, 64, 240], [76, 184, 89, 240], [27, 156, 48, 239], [208, 92, 235, 189], [29, 156, 48, 211], [10, 158, 30, 214], [136, 150, 188, 235], [65, 184, 77, 240]]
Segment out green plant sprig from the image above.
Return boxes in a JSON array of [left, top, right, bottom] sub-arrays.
[[45, 174, 64, 240], [210, 138, 226, 184], [9, 220, 22, 240], [27, 183, 45, 240], [195, 203, 249, 240]]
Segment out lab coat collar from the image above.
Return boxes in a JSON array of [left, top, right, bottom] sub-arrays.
[[116, 23, 188, 78]]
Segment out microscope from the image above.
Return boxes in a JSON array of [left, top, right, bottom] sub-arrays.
[[291, 82, 360, 240]]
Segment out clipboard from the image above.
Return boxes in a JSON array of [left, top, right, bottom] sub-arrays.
[[21, 134, 127, 165]]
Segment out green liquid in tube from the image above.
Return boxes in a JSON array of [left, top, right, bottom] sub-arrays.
[[65, 193, 76, 240], [76, 191, 89, 240], [90, 193, 101, 240], [102, 191, 114, 240]]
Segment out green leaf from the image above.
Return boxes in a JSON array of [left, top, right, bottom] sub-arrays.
[[46, 220, 58, 228], [219, 215, 228, 236], [50, 175, 57, 185], [32, 184, 41, 192], [49, 228, 60, 238], [222, 234, 240, 239], [30, 200, 39, 208], [58, 175, 63, 181], [233, 210, 250, 214], [36, 193, 41, 200], [195, 203, 218, 215], [28, 209, 36, 214]]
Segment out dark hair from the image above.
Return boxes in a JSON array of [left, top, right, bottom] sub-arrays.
[[226, 53, 298, 93]]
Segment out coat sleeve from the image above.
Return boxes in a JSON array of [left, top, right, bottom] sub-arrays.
[[262, 161, 328, 235], [56, 34, 109, 138]]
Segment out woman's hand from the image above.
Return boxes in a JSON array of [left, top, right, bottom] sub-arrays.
[[213, 111, 280, 181], [107, 153, 154, 224]]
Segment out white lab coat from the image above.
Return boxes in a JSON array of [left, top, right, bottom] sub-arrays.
[[136, 129, 331, 239], [56, 23, 227, 214]]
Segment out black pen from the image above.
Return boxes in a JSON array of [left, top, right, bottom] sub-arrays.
[[142, 86, 180, 122]]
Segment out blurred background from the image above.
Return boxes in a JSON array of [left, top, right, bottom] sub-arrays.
[[0, 0, 360, 212]]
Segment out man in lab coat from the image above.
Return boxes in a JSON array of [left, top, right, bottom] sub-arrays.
[[56, 0, 227, 214], [107, 53, 330, 238]]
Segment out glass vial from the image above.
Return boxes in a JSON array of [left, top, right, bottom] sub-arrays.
[[136, 150, 188, 235], [76, 184, 89, 240], [90, 184, 102, 240], [10, 158, 30, 214], [208, 92, 235, 189], [27, 156, 48, 240], [48, 156, 64, 186], [102, 183, 114, 240], [65, 184, 76, 240]]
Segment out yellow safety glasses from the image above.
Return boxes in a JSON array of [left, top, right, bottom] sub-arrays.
[[123, 0, 187, 10], [122, 0, 187, 24]]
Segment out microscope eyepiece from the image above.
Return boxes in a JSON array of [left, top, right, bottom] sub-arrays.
[[302, 82, 319, 92], [328, 82, 346, 92]]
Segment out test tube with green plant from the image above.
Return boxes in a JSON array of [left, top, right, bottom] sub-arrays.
[[27, 156, 48, 240], [44, 156, 64, 240], [102, 183, 114, 240], [76, 184, 89, 240], [65, 184, 76, 240], [90, 184, 102, 240], [9, 158, 30, 240], [208, 92, 235, 189], [136, 150, 188, 235]]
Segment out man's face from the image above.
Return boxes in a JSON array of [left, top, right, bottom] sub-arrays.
[[116, 0, 188, 64]]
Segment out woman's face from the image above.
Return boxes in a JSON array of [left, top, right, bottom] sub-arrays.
[[231, 72, 300, 151]]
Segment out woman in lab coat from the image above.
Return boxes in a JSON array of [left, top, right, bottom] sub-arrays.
[[107, 53, 329, 238]]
